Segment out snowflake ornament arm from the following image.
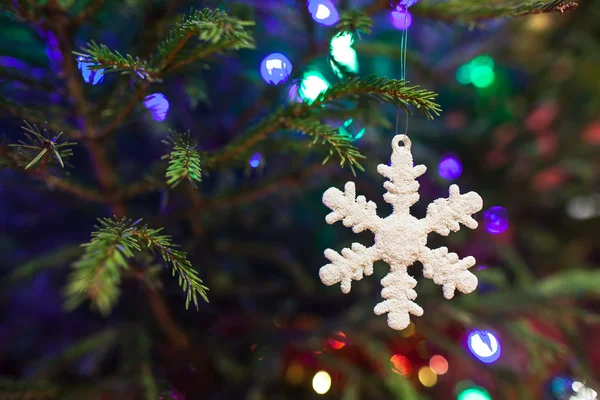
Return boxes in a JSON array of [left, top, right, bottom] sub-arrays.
[[320, 135, 483, 330]]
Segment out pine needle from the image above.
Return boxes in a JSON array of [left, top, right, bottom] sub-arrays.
[[65, 217, 208, 315]]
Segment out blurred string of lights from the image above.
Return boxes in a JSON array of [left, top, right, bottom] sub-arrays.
[[456, 55, 496, 88], [467, 330, 501, 364], [307, 0, 339, 26], [483, 206, 509, 235], [143, 93, 169, 122]]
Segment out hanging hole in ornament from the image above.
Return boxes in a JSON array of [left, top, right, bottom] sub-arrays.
[[393, 135, 411, 150]]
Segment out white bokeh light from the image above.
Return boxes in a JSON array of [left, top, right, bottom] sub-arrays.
[[312, 370, 332, 395]]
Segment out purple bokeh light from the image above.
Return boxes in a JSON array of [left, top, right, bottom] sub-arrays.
[[77, 57, 104, 85], [467, 330, 501, 364], [307, 0, 340, 26], [260, 53, 292, 85], [143, 93, 169, 121], [484, 206, 509, 234], [438, 155, 463, 180], [391, 9, 412, 30]]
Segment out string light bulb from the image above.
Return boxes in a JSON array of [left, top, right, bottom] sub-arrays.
[[458, 386, 492, 400], [418, 366, 437, 387], [467, 330, 501, 364], [312, 371, 332, 394], [143, 93, 169, 121], [77, 57, 104, 85], [429, 355, 449, 375], [260, 53, 292, 85], [307, 0, 340, 26], [298, 71, 330, 104], [484, 206, 509, 234]]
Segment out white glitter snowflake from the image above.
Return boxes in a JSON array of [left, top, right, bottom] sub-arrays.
[[570, 382, 598, 400], [320, 135, 483, 330]]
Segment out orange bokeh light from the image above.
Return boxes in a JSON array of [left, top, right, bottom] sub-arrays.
[[390, 354, 412, 376], [429, 355, 449, 375], [327, 331, 346, 349]]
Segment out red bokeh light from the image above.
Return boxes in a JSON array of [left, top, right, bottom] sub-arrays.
[[327, 331, 346, 350], [429, 355, 449, 375], [390, 354, 412, 376]]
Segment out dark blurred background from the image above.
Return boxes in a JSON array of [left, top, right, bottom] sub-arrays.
[[0, 0, 599, 399]]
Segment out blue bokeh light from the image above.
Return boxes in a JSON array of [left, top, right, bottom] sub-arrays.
[[484, 206, 509, 234], [260, 53, 293, 85], [551, 376, 573, 399], [467, 330, 501, 364], [143, 93, 169, 122], [249, 153, 262, 168], [307, 0, 340, 26], [438, 155, 463, 180], [77, 57, 104, 85]]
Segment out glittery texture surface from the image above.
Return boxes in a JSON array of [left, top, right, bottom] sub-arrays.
[[320, 135, 483, 330]]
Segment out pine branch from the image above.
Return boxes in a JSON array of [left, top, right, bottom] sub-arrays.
[[208, 76, 439, 170], [8, 121, 76, 170], [74, 41, 153, 80], [336, 10, 373, 35], [153, 8, 255, 73], [65, 217, 208, 315], [308, 76, 441, 120], [74, 8, 254, 81], [283, 119, 365, 174], [413, 0, 578, 21], [161, 131, 203, 188]]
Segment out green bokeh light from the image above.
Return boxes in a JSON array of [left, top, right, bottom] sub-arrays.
[[471, 54, 495, 68], [470, 65, 495, 88], [330, 32, 359, 78], [456, 55, 496, 88], [456, 64, 472, 85], [298, 71, 330, 103], [330, 31, 354, 49], [458, 387, 492, 400]]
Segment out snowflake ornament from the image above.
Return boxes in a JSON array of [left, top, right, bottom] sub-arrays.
[[570, 382, 598, 400], [320, 135, 483, 330]]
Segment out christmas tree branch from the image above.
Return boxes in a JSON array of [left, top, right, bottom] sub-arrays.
[[203, 161, 334, 211], [209, 77, 439, 170], [412, 0, 578, 21], [75, 8, 255, 81], [310, 76, 441, 120], [65, 217, 208, 315], [48, 12, 124, 215], [282, 119, 365, 174], [162, 131, 203, 188], [0, 142, 105, 203]]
